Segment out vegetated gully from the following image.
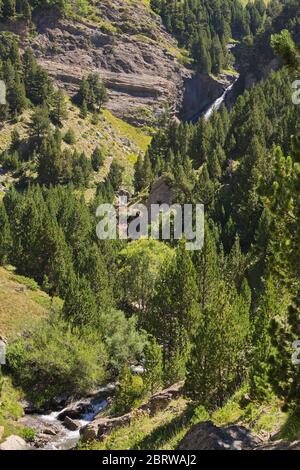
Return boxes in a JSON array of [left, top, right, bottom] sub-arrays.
[[22, 48, 241, 452], [183, 44, 239, 124]]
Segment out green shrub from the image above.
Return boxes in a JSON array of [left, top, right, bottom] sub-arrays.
[[114, 365, 145, 415], [190, 405, 210, 425], [10, 273, 39, 291], [64, 128, 76, 145], [7, 314, 108, 406], [20, 427, 36, 442], [101, 309, 147, 372]]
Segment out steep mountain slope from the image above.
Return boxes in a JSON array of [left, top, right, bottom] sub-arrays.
[[10, 0, 190, 126], [227, 0, 300, 104]]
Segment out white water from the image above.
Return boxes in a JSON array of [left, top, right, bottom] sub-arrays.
[[204, 78, 238, 121], [35, 399, 107, 450]]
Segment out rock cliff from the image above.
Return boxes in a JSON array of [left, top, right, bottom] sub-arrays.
[[0, 1, 229, 127], [20, 1, 190, 126]]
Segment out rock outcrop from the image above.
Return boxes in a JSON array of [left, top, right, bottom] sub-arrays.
[[57, 400, 94, 421], [80, 382, 183, 443], [63, 416, 80, 432], [139, 382, 182, 417], [179, 421, 262, 450], [146, 176, 174, 210], [0, 435, 29, 451], [16, 2, 189, 126], [0, 1, 228, 127], [179, 421, 300, 451], [181, 73, 226, 122]]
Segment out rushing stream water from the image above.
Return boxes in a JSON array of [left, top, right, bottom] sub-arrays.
[[26, 398, 107, 450]]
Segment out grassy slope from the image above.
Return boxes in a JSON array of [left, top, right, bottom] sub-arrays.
[[0, 267, 59, 442], [0, 266, 58, 338], [0, 101, 151, 196], [82, 387, 300, 450], [0, 376, 26, 441]]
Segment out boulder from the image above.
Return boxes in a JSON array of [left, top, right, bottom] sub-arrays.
[[179, 421, 262, 450], [50, 393, 69, 410], [43, 427, 58, 436], [63, 416, 79, 431], [140, 382, 183, 416], [80, 413, 133, 443], [0, 435, 29, 450], [57, 401, 93, 420]]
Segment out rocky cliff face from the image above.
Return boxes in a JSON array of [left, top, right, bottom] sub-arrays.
[[225, 37, 280, 108], [0, 1, 228, 127], [16, 1, 190, 126]]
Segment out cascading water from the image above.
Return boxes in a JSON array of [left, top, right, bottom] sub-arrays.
[[27, 398, 107, 450], [204, 78, 238, 121]]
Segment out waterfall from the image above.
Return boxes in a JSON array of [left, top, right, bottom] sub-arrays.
[[204, 78, 238, 121]]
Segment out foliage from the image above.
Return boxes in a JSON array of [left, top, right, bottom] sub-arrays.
[[151, 0, 268, 73], [117, 239, 174, 318], [143, 337, 163, 395], [114, 365, 145, 415], [7, 313, 108, 406]]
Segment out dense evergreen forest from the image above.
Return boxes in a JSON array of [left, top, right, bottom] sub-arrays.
[[151, 0, 278, 73], [0, 0, 300, 451]]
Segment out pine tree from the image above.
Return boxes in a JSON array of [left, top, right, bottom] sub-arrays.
[[208, 149, 222, 180], [250, 277, 277, 402], [151, 241, 199, 383], [143, 337, 163, 395], [185, 281, 250, 409], [134, 154, 144, 193], [30, 105, 50, 141], [22, 0, 32, 22], [79, 243, 113, 316], [271, 29, 300, 72], [193, 224, 220, 312], [142, 152, 153, 189], [51, 89, 68, 126], [91, 146, 105, 171], [114, 364, 144, 414], [7, 74, 27, 116], [2, 0, 16, 18], [38, 131, 62, 185], [193, 164, 214, 206], [64, 128, 76, 145], [63, 276, 98, 329], [80, 99, 88, 118]]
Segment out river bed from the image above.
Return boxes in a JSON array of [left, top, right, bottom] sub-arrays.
[[21, 397, 107, 450]]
